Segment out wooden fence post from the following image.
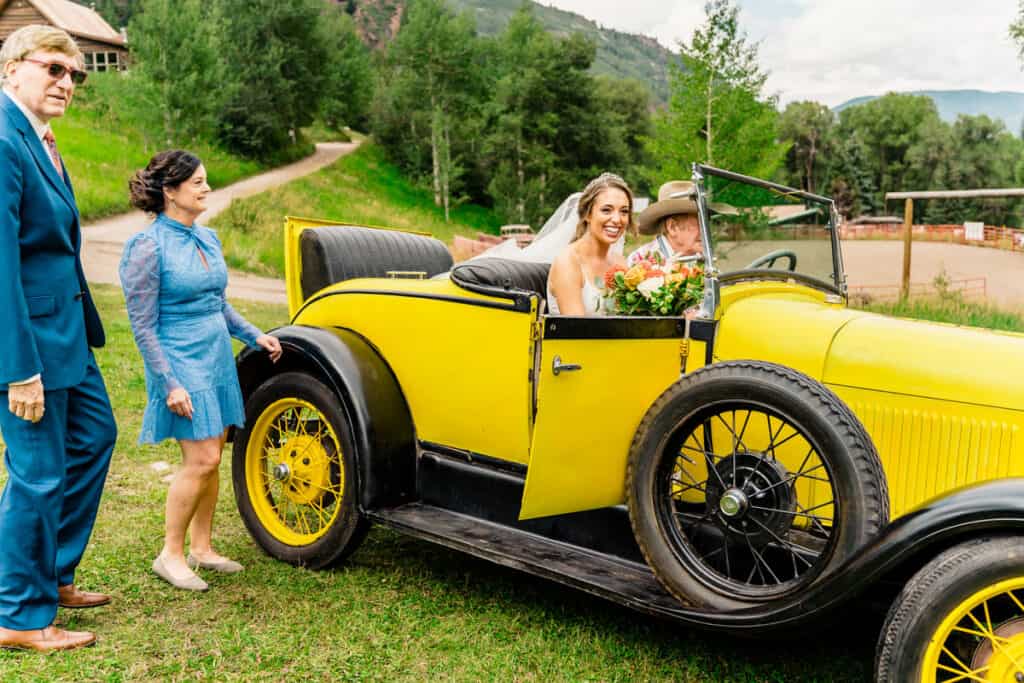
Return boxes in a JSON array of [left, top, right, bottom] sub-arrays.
[[901, 198, 913, 301]]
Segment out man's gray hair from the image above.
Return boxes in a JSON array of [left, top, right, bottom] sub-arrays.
[[0, 25, 82, 85]]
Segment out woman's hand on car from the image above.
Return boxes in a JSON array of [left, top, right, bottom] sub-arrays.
[[166, 387, 193, 419], [256, 334, 283, 363]]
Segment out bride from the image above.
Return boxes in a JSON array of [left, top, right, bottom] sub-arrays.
[[547, 173, 634, 315], [475, 172, 635, 316]]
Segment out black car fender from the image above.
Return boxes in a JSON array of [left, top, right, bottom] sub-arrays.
[[235, 324, 416, 511]]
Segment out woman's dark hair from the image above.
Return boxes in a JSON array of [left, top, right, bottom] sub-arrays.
[[128, 150, 202, 213]]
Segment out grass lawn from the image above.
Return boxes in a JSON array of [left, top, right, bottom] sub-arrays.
[[0, 285, 873, 682], [855, 296, 1024, 332], [49, 72, 277, 222], [210, 143, 504, 278]]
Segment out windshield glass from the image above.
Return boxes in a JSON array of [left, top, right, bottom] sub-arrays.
[[697, 168, 843, 290]]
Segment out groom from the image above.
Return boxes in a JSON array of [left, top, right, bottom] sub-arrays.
[[629, 180, 705, 266], [0, 25, 117, 651]]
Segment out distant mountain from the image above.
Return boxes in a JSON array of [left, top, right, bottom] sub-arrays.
[[834, 90, 1024, 135], [450, 0, 675, 101], [348, 0, 677, 102]]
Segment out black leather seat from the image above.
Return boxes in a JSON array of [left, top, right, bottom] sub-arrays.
[[450, 258, 551, 301], [300, 225, 453, 300]]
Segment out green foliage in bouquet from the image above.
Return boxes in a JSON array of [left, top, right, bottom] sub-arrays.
[[602, 259, 704, 316]]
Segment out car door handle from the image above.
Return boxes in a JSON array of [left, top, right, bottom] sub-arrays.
[[552, 355, 582, 376]]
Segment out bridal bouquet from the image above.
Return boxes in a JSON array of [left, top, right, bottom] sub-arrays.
[[602, 255, 704, 316]]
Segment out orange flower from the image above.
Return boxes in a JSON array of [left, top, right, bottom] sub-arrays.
[[624, 265, 646, 289], [604, 264, 627, 288], [665, 272, 686, 284]]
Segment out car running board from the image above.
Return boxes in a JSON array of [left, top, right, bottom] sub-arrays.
[[368, 502, 689, 615]]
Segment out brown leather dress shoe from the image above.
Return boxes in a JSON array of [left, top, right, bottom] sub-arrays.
[[58, 584, 111, 609], [0, 625, 96, 652]]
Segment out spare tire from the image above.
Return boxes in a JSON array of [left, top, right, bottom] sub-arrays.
[[626, 360, 889, 610]]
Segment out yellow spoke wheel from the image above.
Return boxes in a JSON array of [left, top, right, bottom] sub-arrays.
[[233, 372, 369, 569], [876, 537, 1024, 682], [923, 578, 1024, 682], [246, 398, 344, 545]]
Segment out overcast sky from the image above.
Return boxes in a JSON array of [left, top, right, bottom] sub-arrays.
[[537, 0, 1023, 106]]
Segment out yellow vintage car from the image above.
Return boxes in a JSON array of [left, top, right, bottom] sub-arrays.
[[232, 165, 1024, 683]]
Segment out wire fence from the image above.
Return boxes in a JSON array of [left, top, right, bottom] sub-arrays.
[[841, 224, 1024, 252], [848, 277, 987, 304]]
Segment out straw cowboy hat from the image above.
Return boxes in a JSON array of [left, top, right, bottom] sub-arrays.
[[637, 180, 736, 235]]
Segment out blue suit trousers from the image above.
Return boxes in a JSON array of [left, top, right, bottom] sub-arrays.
[[0, 353, 116, 630]]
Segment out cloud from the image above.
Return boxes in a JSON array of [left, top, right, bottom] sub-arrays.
[[760, 0, 1022, 105], [538, 0, 1024, 106]]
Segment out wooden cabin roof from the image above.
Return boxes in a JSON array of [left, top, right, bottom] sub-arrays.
[[0, 0, 126, 47]]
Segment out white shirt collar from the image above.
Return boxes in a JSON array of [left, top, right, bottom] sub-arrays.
[[2, 86, 50, 141]]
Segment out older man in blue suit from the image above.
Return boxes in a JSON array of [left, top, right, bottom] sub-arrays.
[[0, 25, 117, 651]]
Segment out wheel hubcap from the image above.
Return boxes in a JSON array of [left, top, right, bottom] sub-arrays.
[[272, 463, 291, 482], [718, 488, 748, 518], [971, 617, 1024, 679], [705, 452, 796, 543], [278, 434, 332, 506]]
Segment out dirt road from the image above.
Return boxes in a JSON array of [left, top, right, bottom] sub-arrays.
[[82, 141, 358, 304], [844, 241, 1024, 309]]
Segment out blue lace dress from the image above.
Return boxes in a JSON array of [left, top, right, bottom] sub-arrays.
[[119, 213, 262, 443]]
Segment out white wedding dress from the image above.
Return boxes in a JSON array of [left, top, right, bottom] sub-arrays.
[[471, 193, 622, 315]]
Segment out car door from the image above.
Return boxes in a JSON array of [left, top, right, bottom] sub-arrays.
[[519, 316, 714, 519]]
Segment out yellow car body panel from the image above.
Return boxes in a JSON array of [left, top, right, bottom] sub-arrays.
[[294, 276, 537, 465], [715, 284, 1024, 518], [520, 336, 705, 519], [830, 386, 1024, 518], [824, 314, 1024, 410], [714, 282, 864, 378]]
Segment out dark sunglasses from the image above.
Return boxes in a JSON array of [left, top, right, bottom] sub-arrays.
[[21, 58, 87, 85]]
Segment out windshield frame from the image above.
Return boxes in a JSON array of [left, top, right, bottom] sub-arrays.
[[691, 164, 846, 315]]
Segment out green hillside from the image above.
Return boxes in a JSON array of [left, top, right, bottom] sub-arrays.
[[53, 73, 265, 221], [448, 0, 674, 101], [210, 142, 503, 277], [350, 0, 676, 102]]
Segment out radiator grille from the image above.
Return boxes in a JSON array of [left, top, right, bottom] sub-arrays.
[[848, 401, 1020, 518]]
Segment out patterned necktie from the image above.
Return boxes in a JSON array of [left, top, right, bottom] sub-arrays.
[[42, 130, 63, 175]]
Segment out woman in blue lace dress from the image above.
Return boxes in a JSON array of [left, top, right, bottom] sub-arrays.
[[120, 150, 282, 591]]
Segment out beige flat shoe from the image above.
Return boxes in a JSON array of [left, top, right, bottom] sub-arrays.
[[152, 555, 209, 591], [187, 553, 244, 574]]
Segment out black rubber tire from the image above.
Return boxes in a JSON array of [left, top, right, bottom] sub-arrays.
[[232, 371, 369, 569], [626, 360, 889, 610], [876, 536, 1024, 682]]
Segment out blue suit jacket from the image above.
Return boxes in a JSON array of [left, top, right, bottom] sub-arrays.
[[0, 92, 104, 390]]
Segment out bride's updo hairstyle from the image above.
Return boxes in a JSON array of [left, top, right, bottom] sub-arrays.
[[574, 172, 636, 241], [129, 150, 202, 213]]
